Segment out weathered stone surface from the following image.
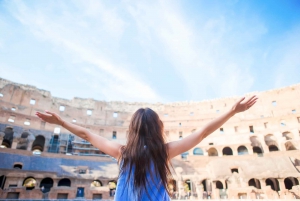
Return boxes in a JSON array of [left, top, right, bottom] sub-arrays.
[[0, 77, 299, 200]]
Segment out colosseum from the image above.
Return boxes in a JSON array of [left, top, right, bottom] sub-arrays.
[[0, 77, 299, 200]]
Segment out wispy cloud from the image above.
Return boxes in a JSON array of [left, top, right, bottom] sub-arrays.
[[126, 0, 266, 99], [6, 0, 161, 102], [0, 0, 299, 102]]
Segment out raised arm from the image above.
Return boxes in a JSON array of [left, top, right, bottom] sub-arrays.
[[167, 96, 258, 159], [36, 111, 122, 159]]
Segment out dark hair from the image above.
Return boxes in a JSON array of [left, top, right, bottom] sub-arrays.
[[119, 108, 172, 199]]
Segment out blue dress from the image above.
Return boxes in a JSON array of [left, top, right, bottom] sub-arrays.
[[114, 162, 171, 201]]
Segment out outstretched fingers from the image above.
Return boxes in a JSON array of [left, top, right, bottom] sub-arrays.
[[247, 98, 258, 109], [238, 97, 245, 103], [246, 95, 257, 104]]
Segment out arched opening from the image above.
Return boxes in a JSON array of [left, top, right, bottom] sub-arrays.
[[31, 135, 45, 152], [40, 178, 53, 193], [269, 145, 279, 152], [264, 134, 279, 152], [108, 180, 117, 197], [216, 181, 223, 189], [253, 146, 263, 154], [1, 127, 14, 148], [266, 178, 280, 191], [248, 178, 261, 189], [202, 179, 207, 192], [58, 178, 71, 187], [222, 147, 233, 156], [181, 151, 189, 159], [91, 180, 102, 187], [184, 179, 191, 193], [0, 175, 6, 189], [193, 148, 204, 155], [284, 177, 299, 190], [282, 132, 293, 140], [23, 177, 36, 190], [285, 141, 297, 151], [237, 146, 248, 155], [168, 179, 176, 194], [17, 132, 31, 150], [13, 164, 22, 169], [284, 178, 293, 190], [208, 148, 218, 156]]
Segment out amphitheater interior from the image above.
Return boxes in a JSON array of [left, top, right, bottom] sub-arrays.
[[0, 77, 299, 200]]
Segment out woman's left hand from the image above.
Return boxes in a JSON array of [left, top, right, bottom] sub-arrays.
[[232, 95, 258, 114]]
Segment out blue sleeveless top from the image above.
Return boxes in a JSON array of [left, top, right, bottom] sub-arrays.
[[114, 162, 171, 201]]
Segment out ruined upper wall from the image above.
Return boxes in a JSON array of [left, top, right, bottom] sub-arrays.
[[1, 77, 300, 112]]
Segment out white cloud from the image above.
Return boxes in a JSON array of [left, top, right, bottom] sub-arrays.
[[126, 0, 267, 99], [7, 0, 161, 102]]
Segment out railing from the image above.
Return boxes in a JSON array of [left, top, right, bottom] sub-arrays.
[[48, 137, 60, 153]]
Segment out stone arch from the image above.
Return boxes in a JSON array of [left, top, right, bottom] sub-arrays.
[[264, 134, 278, 147], [23, 177, 37, 190], [108, 180, 117, 196], [31, 135, 45, 152], [282, 131, 293, 140], [0, 175, 6, 189], [193, 147, 204, 155], [1, 127, 14, 148], [184, 179, 191, 193], [237, 146, 248, 155], [284, 177, 299, 190], [216, 180, 223, 189], [253, 146, 263, 154], [248, 178, 261, 189], [269, 145, 279, 152], [285, 141, 297, 151], [58, 178, 71, 187], [16, 131, 31, 150], [250, 136, 264, 154], [222, 147, 233, 156], [40, 177, 53, 193], [168, 179, 177, 193], [266, 178, 280, 191], [207, 148, 218, 156], [91, 180, 102, 187], [201, 179, 211, 192]]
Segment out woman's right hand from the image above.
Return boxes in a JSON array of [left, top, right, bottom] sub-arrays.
[[36, 111, 64, 126]]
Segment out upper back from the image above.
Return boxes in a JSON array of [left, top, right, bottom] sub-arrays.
[[114, 161, 171, 201]]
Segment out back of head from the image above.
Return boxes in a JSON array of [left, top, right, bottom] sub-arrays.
[[120, 108, 172, 198]]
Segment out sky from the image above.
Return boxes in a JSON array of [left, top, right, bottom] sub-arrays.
[[0, 0, 300, 102]]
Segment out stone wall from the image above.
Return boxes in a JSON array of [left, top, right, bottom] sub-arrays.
[[0, 77, 300, 200]]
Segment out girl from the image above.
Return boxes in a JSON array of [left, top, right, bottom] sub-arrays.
[[36, 95, 257, 201]]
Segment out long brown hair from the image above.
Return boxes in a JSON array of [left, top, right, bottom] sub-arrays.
[[119, 108, 172, 199]]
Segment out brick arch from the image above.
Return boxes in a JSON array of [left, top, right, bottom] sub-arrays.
[[31, 135, 45, 152], [285, 141, 297, 151], [222, 147, 233, 156], [207, 147, 218, 157], [237, 145, 248, 155], [282, 131, 293, 140]]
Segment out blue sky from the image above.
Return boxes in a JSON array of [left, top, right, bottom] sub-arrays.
[[0, 0, 300, 102]]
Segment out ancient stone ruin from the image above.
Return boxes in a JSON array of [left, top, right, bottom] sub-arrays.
[[0, 77, 299, 200]]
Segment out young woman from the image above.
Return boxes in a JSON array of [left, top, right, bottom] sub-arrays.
[[36, 95, 257, 201]]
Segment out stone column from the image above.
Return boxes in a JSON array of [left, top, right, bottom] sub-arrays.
[[232, 146, 238, 156], [27, 141, 33, 151], [11, 139, 18, 149], [277, 178, 286, 192], [247, 145, 253, 155]]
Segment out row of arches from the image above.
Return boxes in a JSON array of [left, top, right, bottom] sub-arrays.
[[21, 177, 117, 192], [193, 141, 297, 157], [1, 127, 46, 152], [167, 177, 299, 194]]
